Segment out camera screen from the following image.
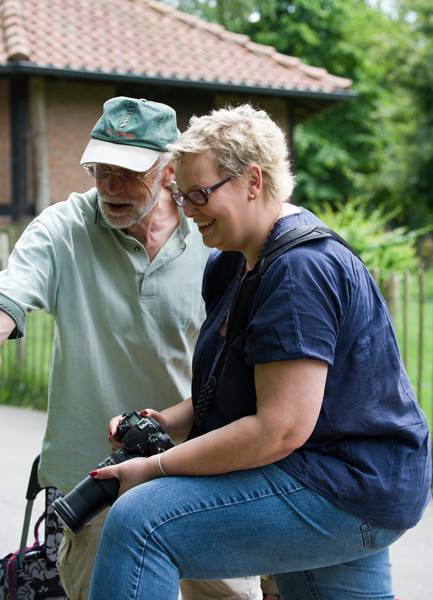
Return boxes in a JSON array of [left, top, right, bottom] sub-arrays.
[[127, 412, 142, 426]]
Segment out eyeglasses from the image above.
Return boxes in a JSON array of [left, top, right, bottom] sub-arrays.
[[171, 177, 231, 207], [83, 162, 161, 182]]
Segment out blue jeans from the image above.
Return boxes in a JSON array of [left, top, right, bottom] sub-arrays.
[[89, 465, 403, 600]]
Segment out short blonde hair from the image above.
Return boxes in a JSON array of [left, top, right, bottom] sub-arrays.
[[168, 104, 295, 203]]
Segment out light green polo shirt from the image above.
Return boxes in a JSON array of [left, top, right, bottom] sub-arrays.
[[0, 189, 210, 492]]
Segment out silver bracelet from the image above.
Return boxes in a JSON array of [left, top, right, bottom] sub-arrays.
[[158, 453, 168, 476]]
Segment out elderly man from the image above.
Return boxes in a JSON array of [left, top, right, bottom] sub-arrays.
[[0, 97, 262, 600]]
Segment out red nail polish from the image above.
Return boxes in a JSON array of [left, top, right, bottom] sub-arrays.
[[89, 470, 98, 477], [140, 410, 148, 415], [109, 429, 113, 437]]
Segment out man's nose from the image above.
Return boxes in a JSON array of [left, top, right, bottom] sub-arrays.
[[104, 174, 126, 195]]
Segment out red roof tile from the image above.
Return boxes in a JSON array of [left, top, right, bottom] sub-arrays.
[[0, 0, 353, 96]]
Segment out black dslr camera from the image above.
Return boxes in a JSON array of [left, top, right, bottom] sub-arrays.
[[53, 411, 174, 534]]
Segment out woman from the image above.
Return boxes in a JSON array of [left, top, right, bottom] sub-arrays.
[[88, 105, 431, 600]]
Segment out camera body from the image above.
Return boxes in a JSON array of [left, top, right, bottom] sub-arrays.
[[113, 410, 174, 457], [53, 411, 174, 534]]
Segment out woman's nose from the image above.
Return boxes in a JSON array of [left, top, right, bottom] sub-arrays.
[[183, 199, 199, 218]]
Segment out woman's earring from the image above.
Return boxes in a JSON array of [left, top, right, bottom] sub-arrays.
[[249, 193, 255, 199]]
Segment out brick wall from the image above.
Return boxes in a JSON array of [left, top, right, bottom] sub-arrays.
[[46, 80, 116, 204]]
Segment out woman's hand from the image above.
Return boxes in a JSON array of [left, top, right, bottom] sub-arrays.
[[107, 414, 126, 449], [107, 399, 195, 449], [107, 409, 169, 450], [90, 455, 160, 497]]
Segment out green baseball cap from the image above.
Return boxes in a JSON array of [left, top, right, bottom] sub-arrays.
[[80, 97, 179, 171]]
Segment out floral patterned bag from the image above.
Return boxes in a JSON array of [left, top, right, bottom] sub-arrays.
[[0, 456, 68, 600]]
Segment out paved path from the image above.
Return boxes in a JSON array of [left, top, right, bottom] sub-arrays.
[[0, 405, 432, 599]]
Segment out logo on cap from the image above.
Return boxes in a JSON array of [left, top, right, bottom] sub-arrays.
[[105, 114, 137, 139]]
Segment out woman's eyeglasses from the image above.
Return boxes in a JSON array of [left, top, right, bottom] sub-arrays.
[[171, 177, 231, 207], [83, 163, 161, 183]]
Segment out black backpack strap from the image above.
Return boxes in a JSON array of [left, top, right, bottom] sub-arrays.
[[257, 225, 362, 275], [193, 225, 360, 426]]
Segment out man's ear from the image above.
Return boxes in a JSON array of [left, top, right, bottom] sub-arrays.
[[161, 164, 175, 187]]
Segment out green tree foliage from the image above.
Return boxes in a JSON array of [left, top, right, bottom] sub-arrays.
[[381, 0, 433, 229]]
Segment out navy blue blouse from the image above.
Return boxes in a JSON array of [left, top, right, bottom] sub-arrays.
[[191, 208, 431, 530]]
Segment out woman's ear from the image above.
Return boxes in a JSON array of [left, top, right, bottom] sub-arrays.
[[246, 164, 262, 200]]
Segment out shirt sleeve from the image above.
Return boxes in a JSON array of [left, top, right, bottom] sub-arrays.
[[0, 217, 59, 336], [244, 241, 354, 366]]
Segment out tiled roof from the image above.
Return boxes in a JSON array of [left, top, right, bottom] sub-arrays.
[[0, 0, 353, 98]]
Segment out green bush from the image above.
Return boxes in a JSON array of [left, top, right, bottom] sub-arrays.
[[0, 375, 48, 410], [314, 198, 430, 276]]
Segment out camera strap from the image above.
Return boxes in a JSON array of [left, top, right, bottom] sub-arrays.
[[193, 225, 362, 427]]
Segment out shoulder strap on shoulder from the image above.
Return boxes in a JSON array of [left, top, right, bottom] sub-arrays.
[[256, 225, 362, 277]]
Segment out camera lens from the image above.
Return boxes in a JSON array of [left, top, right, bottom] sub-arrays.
[[53, 447, 139, 534], [53, 475, 119, 534]]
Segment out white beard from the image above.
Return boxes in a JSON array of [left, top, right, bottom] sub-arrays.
[[98, 192, 159, 229]]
